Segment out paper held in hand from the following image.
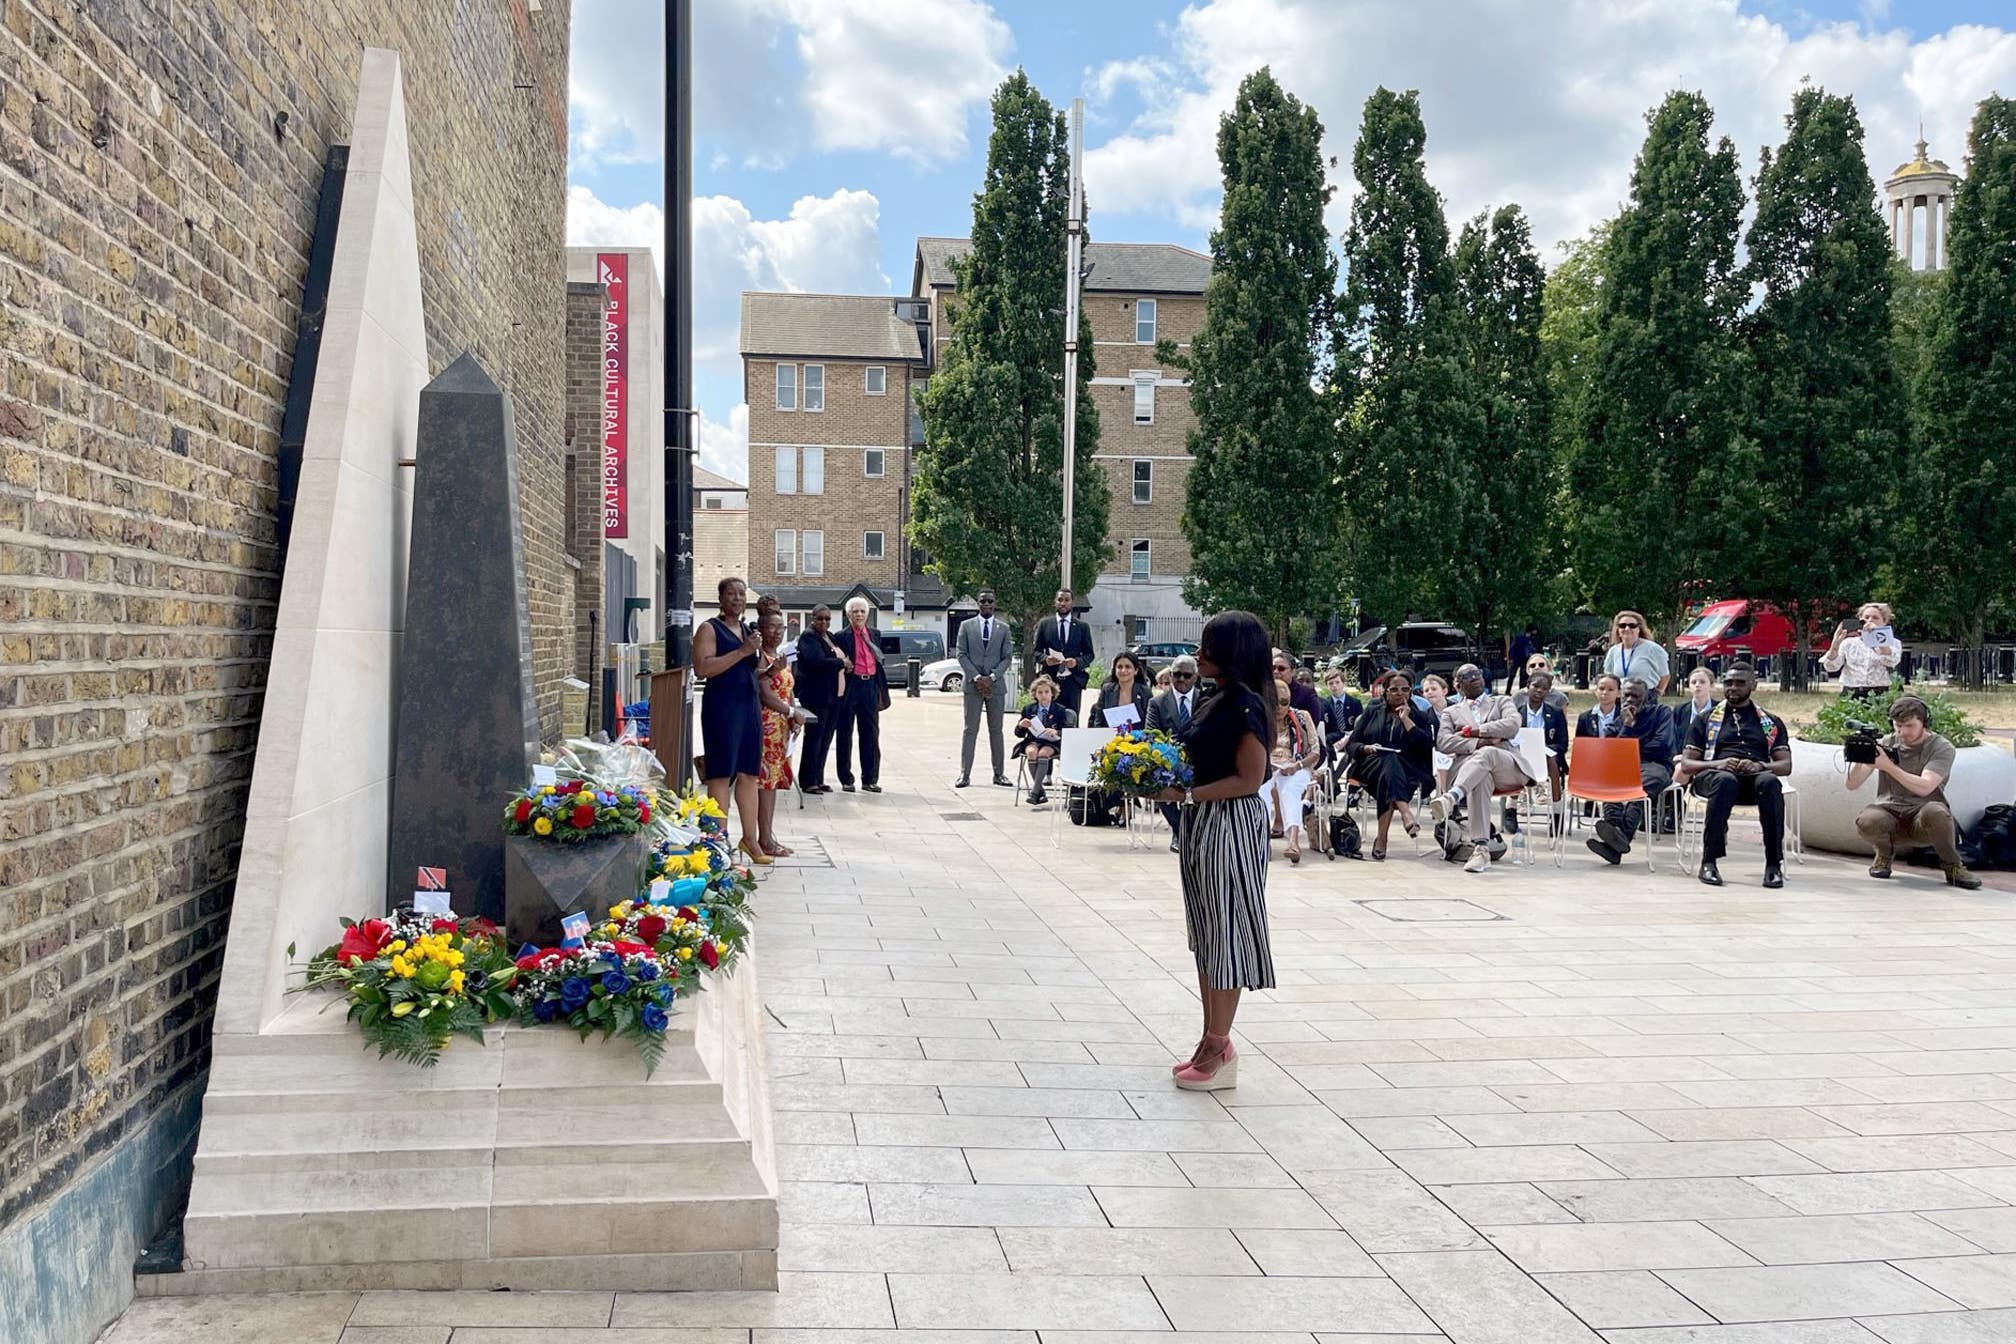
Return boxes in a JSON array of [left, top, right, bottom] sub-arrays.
[[1103, 704, 1141, 730]]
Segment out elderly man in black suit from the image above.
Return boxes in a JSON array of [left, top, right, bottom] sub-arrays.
[[1146, 654, 1202, 851], [793, 604, 845, 793], [1032, 587, 1096, 722]]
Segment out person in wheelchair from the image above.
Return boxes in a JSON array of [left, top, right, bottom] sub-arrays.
[[1013, 675, 1075, 805]]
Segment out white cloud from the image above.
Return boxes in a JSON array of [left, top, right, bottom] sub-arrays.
[[568, 182, 888, 407], [1083, 0, 2016, 256], [698, 404, 750, 483], [569, 0, 1009, 170]]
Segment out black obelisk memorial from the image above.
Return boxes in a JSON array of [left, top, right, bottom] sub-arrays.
[[387, 353, 542, 920]]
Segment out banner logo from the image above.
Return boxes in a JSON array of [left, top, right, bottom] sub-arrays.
[[598, 252, 629, 539]]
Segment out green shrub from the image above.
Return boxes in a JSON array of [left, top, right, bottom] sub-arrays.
[[1800, 678, 1982, 748]]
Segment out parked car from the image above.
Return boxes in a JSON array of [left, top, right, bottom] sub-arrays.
[[1129, 641, 1199, 677], [919, 657, 964, 693], [1673, 599, 1815, 662], [1339, 622, 1480, 687], [875, 629, 946, 688]]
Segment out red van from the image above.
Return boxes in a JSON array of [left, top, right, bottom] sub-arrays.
[[1673, 599, 1801, 660]]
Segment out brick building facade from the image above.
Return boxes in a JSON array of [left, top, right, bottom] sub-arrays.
[[0, 3, 573, 1336]]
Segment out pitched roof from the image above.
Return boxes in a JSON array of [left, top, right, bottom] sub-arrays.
[[739, 293, 925, 361], [693, 466, 746, 492], [912, 236, 1212, 296]]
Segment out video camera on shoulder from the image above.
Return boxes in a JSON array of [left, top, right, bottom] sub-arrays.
[[1843, 718, 1885, 765]]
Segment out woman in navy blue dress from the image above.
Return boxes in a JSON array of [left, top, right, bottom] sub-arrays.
[[695, 576, 769, 865]]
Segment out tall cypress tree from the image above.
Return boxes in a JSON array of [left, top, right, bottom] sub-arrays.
[[1568, 91, 1745, 626], [1441, 205, 1554, 645], [1742, 86, 1900, 686], [912, 71, 1109, 651], [1337, 87, 1478, 627], [1905, 97, 2016, 684], [1173, 68, 1338, 642]]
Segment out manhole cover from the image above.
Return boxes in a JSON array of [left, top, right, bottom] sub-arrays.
[[1354, 898, 1506, 922], [939, 812, 984, 821]]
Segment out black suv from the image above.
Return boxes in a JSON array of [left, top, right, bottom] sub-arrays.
[[1339, 623, 1480, 688]]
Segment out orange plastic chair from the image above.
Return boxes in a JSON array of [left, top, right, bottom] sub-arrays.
[[1554, 736, 1654, 870]]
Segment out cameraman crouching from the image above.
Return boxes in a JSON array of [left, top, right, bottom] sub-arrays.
[[1846, 696, 1983, 890]]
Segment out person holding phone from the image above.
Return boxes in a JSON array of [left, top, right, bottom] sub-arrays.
[[1823, 601, 1902, 700]]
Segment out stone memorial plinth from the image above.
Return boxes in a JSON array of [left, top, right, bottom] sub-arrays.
[[503, 833, 651, 949]]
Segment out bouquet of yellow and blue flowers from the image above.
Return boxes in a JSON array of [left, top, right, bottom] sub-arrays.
[[1090, 728, 1192, 799]]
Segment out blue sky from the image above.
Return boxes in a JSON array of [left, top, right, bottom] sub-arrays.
[[564, 0, 2016, 480]]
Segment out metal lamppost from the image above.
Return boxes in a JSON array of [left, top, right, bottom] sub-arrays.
[[652, 0, 697, 784], [1059, 97, 1084, 593]]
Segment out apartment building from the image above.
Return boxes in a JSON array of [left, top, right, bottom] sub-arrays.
[[912, 237, 1210, 645], [738, 292, 945, 638], [692, 466, 749, 627]]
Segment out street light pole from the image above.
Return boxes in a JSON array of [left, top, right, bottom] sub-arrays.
[[661, 0, 695, 777], [1059, 96, 1084, 595]]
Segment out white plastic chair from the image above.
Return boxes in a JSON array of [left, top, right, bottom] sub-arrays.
[[1667, 775, 1804, 867], [1050, 727, 1114, 846]]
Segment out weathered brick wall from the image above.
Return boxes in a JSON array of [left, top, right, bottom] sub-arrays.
[[0, 0, 572, 1242], [565, 280, 606, 684], [744, 356, 910, 591]]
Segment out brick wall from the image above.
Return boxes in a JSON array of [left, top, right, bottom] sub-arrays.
[[564, 280, 606, 684], [0, 0, 572, 1250], [744, 356, 911, 591]]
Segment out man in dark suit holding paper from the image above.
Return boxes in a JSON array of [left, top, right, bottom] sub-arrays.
[[1032, 587, 1096, 723]]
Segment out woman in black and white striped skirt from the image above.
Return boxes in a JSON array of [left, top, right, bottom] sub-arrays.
[[1161, 610, 1276, 1091]]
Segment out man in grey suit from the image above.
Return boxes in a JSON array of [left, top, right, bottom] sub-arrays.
[[956, 590, 1015, 788]]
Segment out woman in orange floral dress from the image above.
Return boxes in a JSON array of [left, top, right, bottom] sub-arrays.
[[755, 609, 797, 857]]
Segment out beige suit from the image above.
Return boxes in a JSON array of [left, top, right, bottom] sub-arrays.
[[1437, 693, 1539, 843]]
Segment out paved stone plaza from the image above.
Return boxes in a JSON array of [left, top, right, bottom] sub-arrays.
[[104, 697, 2016, 1342]]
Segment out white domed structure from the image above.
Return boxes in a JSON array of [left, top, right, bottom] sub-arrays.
[[1885, 130, 1961, 270]]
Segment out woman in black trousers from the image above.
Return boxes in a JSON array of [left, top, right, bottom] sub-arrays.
[[1159, 611, 1275, 1092]]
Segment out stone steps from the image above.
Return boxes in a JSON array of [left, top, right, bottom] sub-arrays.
[[174, 955, 777, 1291]]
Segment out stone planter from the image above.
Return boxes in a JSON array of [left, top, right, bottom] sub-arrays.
[[1788, 737, 2016, 856], [503, 831, 650, 948]]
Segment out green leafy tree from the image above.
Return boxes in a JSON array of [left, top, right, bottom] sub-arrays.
[[1166, 68, 1339, 644], [1901, 96, 2016, 684], [1335, 87, 1479, 627], [1441, 204, 1554, 647], [1567, 91, 1746, 627], [1741, 86, 1901, 686], [912, 71, 1109, 652]]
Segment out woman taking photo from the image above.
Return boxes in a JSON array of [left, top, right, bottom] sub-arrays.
[[1013, 675, 1074, 805], [1096, 650, 1153, 728], [1159, 611, 1275, 1091], [693, 577, 768, 865], [1344, 670, 1437, 859], [1823, 601, 1901, 700], [1260, 684, 1322, 863], [1604, 610, 1671, 698], [754, 609, 800, 858]]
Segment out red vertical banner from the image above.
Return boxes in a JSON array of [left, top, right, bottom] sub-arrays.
[[598, 252, 629, 539]]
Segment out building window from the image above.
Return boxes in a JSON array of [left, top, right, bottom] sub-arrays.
[[864, 447, 885, 479], [865, 366, 887, 395], [1130, 538, 1151, 580], [803, 364, 825, 412], [774, 529, 797, 577], [1133, 377, 1155, 425], [773, 445, 797, 495], [1135, 298, 1157, 345], [802, 530, 824, 577], [1132, 460, 1152, 504], [864, 530, 885, 561], [1131, 617, 1150, 642], [775, 364, 797, 411], [802, 444, 825, 495], [909, 378, 928, 446]]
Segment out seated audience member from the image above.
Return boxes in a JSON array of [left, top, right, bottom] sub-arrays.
[[1575, 673, 1623, 741], [1524, 654, 1570, 710], [1430, 664, 1541, 874], [1585, 677, 1675, 865], [1343, 671, 1437, 860], [1677, 663, 1789, 889], [1154, 667, 1175, 693], [1013, 675, 1075, 805], [1260, 684, 1323, 863], [1672, 666, 1718, 753], [1823, 601, 1903, 701], [1275, 650, 1324, 723], [1096, 650, 1153, 729], [1517, 669, 1570, 802], [1420, 674, 1455, 794], [1846, 695, 1982, 889], [1320, 667, 1363, 763], [1148, 656, 1203, 851], [1603, 610, 1672, 698]]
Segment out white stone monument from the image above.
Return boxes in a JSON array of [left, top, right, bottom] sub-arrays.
[[1885, 132, 1960, 271]]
